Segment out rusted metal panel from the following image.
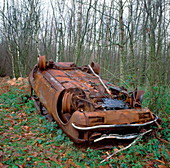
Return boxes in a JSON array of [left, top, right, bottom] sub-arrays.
[[47, 69, 68, 77], [29, 56, 159, 143]]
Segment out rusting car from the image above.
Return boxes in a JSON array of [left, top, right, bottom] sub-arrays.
[[29, 55, 159, 143]]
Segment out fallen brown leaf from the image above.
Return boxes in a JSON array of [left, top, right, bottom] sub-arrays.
[[48, 155, 59, 163], [0, 162, 8, 168], [16, 164, 25, 168], [99, 165, 111, 168], [158, 165, 168, 168], [22, 133, 36, 137], [30, 152, 39, 157], [155, 159, 165, 164], [21, 126, 31, 132]]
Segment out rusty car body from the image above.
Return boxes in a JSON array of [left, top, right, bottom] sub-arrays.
[[29, 55, 159, 143]]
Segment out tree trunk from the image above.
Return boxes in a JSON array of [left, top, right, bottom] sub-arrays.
[[119, 0, 125, 83]]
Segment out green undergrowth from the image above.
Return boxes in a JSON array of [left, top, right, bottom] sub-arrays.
[[142, 85, 170, 117], [0, 85, 169, 167]]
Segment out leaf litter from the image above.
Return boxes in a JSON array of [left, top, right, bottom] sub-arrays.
[[0, 77, 169, 167]]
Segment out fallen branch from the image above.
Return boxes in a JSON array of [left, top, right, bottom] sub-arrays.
[[156, 136, 170, 145], [100, 129, 152, 164], [88, 65, 111, 95]]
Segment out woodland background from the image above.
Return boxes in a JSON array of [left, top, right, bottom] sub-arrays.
[[0, 0, 169, 167], [0, 0, 169, 112]]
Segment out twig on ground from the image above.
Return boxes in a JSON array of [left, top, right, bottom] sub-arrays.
[[156, 136, 170, 145], [100, 129, 152, 164]]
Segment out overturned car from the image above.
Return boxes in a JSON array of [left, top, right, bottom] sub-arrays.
[[29, 55, 159, 143]]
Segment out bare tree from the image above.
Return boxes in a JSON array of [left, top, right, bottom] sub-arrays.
[[0, 0, 169, 88], [0, 0, 41, 77]]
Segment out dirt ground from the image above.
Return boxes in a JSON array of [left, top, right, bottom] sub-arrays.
[[0, 77, 30, 95]]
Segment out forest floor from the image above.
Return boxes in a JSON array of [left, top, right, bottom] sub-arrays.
[[0, 77, 169, 168]]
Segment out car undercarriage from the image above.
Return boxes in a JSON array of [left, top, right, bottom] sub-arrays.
[[29, 55, 159, 143]]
